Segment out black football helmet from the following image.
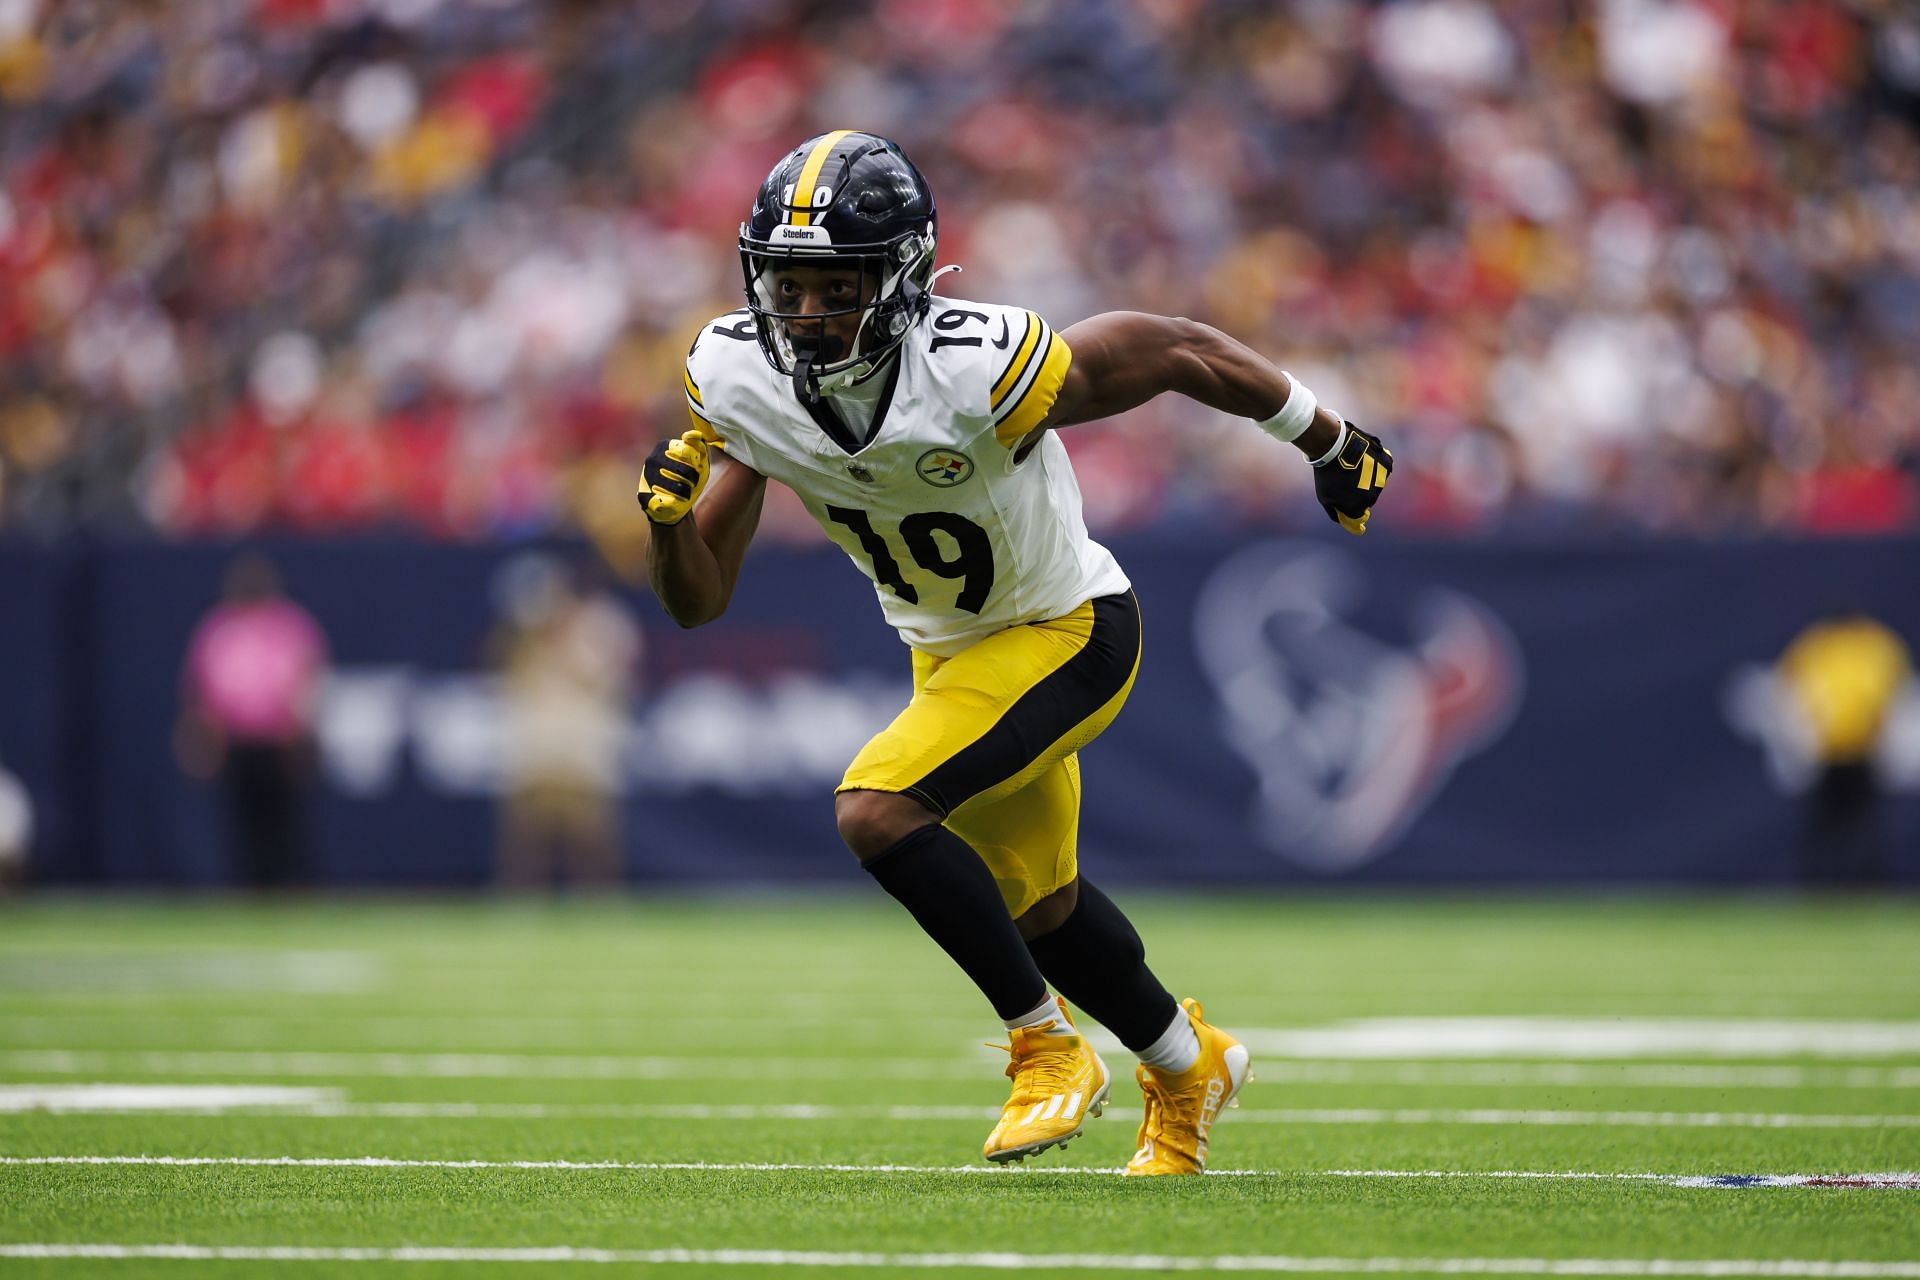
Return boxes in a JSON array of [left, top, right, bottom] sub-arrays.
[[739, 130, 938, 404]]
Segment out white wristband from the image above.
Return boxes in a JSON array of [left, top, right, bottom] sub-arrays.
[[1254, 373, 1317, 443], [1310, 420, 1350, 467]]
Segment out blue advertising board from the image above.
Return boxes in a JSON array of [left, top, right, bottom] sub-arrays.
[[3, 533, 1917, 886]]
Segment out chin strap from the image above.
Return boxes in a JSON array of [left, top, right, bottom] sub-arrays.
[[790, 260, 955, 408], [792, 350, 821, 407]]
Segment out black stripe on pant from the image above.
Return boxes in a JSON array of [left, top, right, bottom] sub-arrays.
[[905, 591, 1139, 818]]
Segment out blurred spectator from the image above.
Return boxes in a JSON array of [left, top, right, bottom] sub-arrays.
[[489, 554, 640, 891], [1776, 612, 1913, 885], [177, 552, 329, 888], [0, 0, 1915, 539]]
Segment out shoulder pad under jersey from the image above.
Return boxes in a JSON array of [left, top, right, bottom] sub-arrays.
[[916, 297, 1073, 450]]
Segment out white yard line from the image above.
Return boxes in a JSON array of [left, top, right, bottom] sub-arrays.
[[0, 1013, 989, 1038], [2, 1244, 1919, 1274], [0, 1085, 343, 1113], [14, 1017, 1920, 1078], [1322, 1172, 1920, 1190], [1233, 1109, 1920, 1130], [4, 1156, 1917, 1190], [8, 1095, 1915, 1131], [6, 1051, 1920, 1091], [1233, 1020, 1920, 1060], [1234, 1063, 1920, 1090], [15, 1048, 1920, 1086], [0, 952, 377, 994], [0, 1050, 984, 1080]]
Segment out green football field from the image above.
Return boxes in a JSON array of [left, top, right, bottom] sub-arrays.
[[1, 893, 1917, 1277]]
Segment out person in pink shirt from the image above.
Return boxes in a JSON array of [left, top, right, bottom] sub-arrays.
[[176, 554, 330, 888]]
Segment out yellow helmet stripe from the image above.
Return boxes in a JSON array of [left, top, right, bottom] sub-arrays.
[[790, 129, 853, 226]]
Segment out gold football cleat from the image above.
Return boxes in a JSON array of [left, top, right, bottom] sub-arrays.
[[1124, 998, 1250, 1176], [982, 997, 1111, 1164]]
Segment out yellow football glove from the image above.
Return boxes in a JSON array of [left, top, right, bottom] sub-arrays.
[[638, 429, 711, 526], [1312, 421, 1392, 536]]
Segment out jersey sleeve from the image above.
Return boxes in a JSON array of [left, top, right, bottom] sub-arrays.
[[986, 308, 1073, 449], [681, 314, 762, 474], [682, 346, 719, 442]]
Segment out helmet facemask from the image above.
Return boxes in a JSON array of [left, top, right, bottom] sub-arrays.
[[739, 225, 935, 405]]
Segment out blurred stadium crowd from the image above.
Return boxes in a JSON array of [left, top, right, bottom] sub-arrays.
[[2, 0, 1917, 545]]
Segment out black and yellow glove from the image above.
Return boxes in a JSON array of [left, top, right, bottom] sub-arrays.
[[1312, 422, 1393, 535], [638, 429, 711, 526]]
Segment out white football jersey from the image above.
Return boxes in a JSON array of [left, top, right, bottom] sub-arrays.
[[683, 296, 1130, 656]]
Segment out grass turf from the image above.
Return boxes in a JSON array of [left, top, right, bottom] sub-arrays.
[[0, 894, 1916, 1277]]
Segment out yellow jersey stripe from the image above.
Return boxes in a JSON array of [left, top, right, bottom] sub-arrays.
[[684, 401, 720, 443], [992, 326, 1054, 427], [683, 366, 703, 407], [993, 331, 1072, 447], [989, 312, 1040, 409], [790, 129, 853, 226]]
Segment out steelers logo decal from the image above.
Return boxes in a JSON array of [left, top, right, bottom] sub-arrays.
[[917, 448, 975, 487]]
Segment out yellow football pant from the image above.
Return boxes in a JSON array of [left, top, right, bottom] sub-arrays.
[[838, 592, 1141, 917]]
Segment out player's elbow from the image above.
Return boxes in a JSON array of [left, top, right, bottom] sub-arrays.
[[1168, 316, 1229, 359], [666, 600, 725, 629], [1164, 316, 1234, 391], [1164, 315, 1206, 343], [647, 576, 728, 629]]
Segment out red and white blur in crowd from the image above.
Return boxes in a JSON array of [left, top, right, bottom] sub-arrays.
[[0, 0, 1915, 542]]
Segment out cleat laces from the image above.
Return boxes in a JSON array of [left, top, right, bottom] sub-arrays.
[[1131, 1064, 1202, 1167], [990, 1025, 1080, 1104], [1132, 1067, 1174, 1158]]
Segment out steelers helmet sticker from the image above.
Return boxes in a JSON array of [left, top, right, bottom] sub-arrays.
[[917, 448, 975, 487]]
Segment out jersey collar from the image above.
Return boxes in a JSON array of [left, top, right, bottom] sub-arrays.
[[798, 350, 903, 456]]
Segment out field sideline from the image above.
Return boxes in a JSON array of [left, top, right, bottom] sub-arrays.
[[1, 893, 1916, 1278]]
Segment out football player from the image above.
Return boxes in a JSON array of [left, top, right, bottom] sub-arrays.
[[642, 131, 1390, 1174]]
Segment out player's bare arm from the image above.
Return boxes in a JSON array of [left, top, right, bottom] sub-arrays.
[[643, 445, 767, 628], [1041, 311, 1333, 454], [1040, 310, 1395, 534]]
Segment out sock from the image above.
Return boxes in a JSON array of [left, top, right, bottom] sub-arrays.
[[1024, 878, 1181, 1052], [863, 823, 1049, 1022], [1135, 1004, 1201, 1074], [1003, 994, 1068, 1035]]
